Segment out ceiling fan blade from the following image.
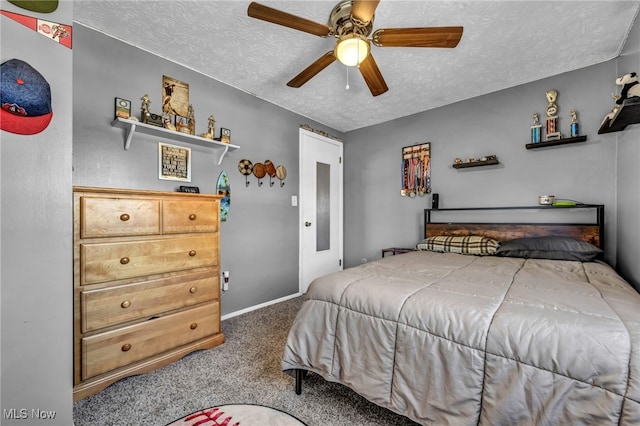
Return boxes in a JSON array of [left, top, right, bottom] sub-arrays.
[[247, 2, 332, 37], [287, 52, 337, 88], [351, 0, 380, 24], [372, 27, 463, 48], [358, 54, 388, 96]]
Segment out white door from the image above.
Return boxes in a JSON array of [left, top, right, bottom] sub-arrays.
[[299, 128, 343, 293]]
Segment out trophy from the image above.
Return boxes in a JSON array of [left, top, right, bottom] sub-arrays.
[[570, 109, 579, 137], [199, 115, 216, 140], [544, 89, 562, 141], [531, 112, 542, 143]]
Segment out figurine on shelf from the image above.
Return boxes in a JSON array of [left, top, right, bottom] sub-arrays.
[[163, 115, 176, 131], [570, 109, 579, 137], [199, 115, 216, 140], [187, 104, 196, 135], [140, 94, 151, 120], [531, 112, 542, 143]]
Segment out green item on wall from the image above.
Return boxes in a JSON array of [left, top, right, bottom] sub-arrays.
[[8, 0, 58, 13]]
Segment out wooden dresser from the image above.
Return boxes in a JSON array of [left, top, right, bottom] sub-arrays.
[[73, 186, 224, 401]]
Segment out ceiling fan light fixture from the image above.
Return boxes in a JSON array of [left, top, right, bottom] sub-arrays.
[[335, 34, 370, 66]]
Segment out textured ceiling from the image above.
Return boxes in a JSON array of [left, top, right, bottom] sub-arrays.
[[73, 1, 640, 132]]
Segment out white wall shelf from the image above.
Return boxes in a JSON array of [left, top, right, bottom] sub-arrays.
[[112, 117, 240, 165]]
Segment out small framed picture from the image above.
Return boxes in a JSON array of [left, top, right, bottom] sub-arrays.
[[175, 115, 191, 134], [159, 142, 191, 182], [143, 112, 164, 127], [220, 127, 231, 143], [115, 97, 131, 119]]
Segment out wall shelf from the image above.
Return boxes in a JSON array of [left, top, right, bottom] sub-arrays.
[[111, 117, 240, 165], [598, 97, 640, 134], [525, 135, 587, 150], [453, 158, 499, 169]]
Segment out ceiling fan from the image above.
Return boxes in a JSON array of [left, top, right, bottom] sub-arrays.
[[247, 0, 463, 96]]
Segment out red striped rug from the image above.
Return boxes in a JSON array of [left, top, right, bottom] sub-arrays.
[[167, 404, 307, 426]]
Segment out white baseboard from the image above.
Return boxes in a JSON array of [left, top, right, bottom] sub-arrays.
[[221, 292, 303, 321]]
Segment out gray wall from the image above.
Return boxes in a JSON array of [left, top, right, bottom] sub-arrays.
[[0, 0, 74, 424], [615, 12, 640, 289], [72, 24, 343, 315], [344, 60, 624, 270]]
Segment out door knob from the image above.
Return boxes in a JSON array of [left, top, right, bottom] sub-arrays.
[[305, 221, 312, 227]]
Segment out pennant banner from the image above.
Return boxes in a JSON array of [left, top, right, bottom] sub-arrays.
[[1, 10, 72, 49]]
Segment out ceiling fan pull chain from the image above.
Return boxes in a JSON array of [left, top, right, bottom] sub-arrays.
[[346, 66, 350, 90]]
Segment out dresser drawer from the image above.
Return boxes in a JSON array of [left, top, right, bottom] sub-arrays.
[[82, 302, 220, 380], [162, 200, 218, 234], [80, 270, 219, 333], [80, 196, 161, 238], [80, 235, 218, 285]]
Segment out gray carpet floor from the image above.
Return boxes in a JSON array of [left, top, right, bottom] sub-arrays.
[[73, 296, 419, 426]]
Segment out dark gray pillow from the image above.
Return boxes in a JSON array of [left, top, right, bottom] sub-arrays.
[[496, 236, 602, 262]]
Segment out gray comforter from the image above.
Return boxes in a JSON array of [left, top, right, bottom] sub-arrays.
[[282, 251, 640, 425]]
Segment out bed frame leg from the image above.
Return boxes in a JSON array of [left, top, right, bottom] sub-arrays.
[[295, 369, 303, 395]]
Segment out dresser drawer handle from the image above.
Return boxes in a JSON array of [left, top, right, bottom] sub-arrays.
[[188, 250, 197, 257], [189, 214, 197, 221], [189, 286, 197, 294], [121, 300, 131, 309], [120, 257, 130, 265], [121, 343, 132, 352], [190, 323, 198, 330], [120, 213, 130, 222]]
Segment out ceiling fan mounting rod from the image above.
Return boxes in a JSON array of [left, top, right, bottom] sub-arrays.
[[329, 0, 373, 38]]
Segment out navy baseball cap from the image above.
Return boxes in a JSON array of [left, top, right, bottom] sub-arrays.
[[1, 59, 53, 135]]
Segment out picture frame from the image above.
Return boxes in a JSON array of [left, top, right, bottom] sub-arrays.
[[143, 112, 164, 127], [175, 115, 191, 134], [162, 75, 189, 118], [114, 97, 131, 119], [220, 127, 231, 143], [159, 142, 191, 182]]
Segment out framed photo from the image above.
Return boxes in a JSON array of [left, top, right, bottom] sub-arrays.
[[159, 142, 191, 182], [162, 75, 189, 117], [220, 127, 231, 143], [114, 97, 131, 119], [175, 115, 191, 134], [143, 112, 164, 127]]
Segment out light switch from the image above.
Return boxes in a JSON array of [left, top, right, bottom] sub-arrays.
[[291, 195, 298, 207]]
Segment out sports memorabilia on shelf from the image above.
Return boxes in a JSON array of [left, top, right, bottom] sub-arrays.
[[570, 109, 580, 137], [115, 97, 131, 119], [200, 115, 216, 139], [175, 115, 191, 134], [162, 75, 189, 117], [545, 89, 561, 141], [220, 127, 231, 144], [531, 112, 542, 143]]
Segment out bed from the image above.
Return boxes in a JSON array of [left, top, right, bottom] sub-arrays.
[[281, 205, 640, 425]]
